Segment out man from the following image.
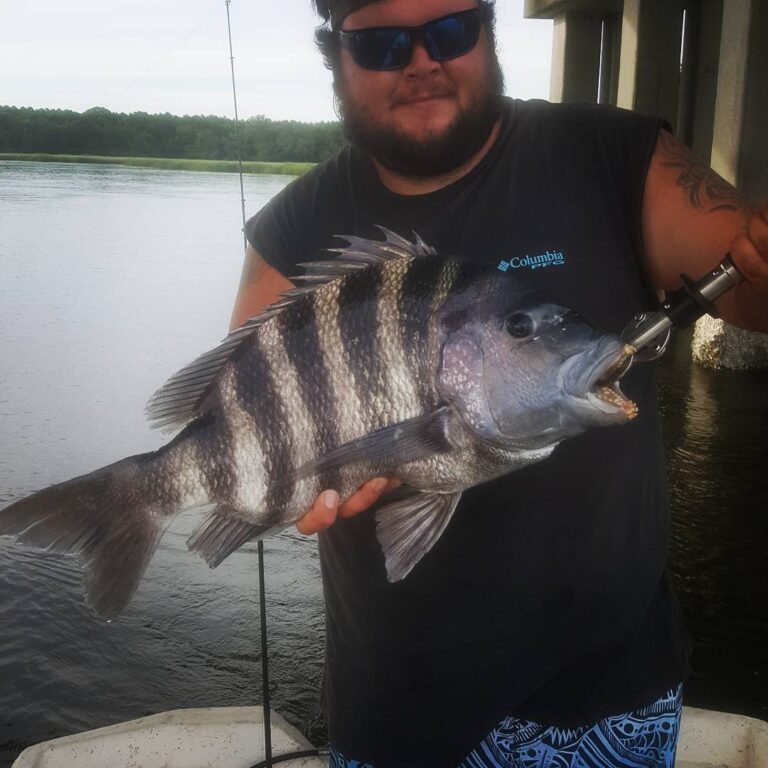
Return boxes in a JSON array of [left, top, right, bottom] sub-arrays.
[[231, 1, 768, 765]]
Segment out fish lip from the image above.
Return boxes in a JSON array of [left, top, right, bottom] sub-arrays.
[[563, 339, 638, 419]]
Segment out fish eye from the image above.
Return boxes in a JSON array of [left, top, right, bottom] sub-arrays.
[[505, 312, 535, 339]]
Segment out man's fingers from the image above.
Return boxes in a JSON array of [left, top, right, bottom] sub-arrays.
[[745, 205, 768, 254], [335, 477, 402, 518], [295, 489, 339, 535], [295, 478, 403, 534], [338, 477, 395, 518], [730, 206, 768, 294], [386, 477, 403, 492]]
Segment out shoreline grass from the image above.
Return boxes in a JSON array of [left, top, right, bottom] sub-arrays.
[[0, 153, 314, 176]]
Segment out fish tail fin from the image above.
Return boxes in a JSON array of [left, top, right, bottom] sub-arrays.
[[0, 453, 167, 620]]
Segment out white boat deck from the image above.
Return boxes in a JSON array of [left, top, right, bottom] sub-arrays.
[[12, 708, 324, 768], [12, 705, 768, 768]]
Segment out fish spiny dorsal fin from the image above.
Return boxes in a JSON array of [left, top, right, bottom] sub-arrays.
[[145, 229, 436, 432], [295, 227, 435, 278]]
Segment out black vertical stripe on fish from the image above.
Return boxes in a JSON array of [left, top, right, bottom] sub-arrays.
[[277, 299, 343, 495], [232, 339, 295, 524], [151, 411, 217, 510], [196, 396, 238, 505], [336, 268, 387, 428], [399, 257, 446, 410], [153, 408, 223, 506]]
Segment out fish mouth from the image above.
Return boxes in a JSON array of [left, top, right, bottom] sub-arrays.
[[568, 341, 638, 420]]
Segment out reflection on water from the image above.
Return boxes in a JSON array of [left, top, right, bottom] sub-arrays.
[[658, 333, 768, 721], [0, 161, 766, 767]]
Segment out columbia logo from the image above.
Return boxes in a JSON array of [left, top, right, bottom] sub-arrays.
[[498, 251, 565, 272]]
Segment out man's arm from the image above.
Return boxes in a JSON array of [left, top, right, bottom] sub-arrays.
[[230, 243, 295, 331], [231, 244, 399, 534], [642, 130, 768, 333]]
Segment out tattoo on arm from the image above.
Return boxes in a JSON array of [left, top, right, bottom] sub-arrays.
[[656, 130, 751, 214]]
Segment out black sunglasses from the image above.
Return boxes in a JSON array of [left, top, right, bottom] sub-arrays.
[[339, 8, 482, 71]]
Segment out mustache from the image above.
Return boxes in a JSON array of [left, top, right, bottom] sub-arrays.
[[392, 87, 455, 106]]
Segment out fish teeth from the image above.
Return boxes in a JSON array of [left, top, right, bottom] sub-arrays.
[[597, 345, 635, 384], [593, 385, 638, 419]]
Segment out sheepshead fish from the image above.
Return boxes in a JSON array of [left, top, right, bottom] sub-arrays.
[[0, 229, 636, 619]]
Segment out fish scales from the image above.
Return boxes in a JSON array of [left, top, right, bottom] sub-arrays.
[[138, 417, 212, 514], [0, 229, 640, 617], [312, 278, 368, 447], [212, 358, 269, 512], [398, 256, 445, 410], [227, 324, 315, 523], [375, 257, 423, 423], [277, 258, 432, 505], [224, 342, 285, 518], [336, 266, 392, 429], [277, 296, 344, 499]]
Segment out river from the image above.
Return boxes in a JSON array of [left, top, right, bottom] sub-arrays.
[[0, 160, 765, 766]]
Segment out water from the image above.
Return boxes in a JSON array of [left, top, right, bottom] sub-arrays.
[[0, 161, 326, 765], [0, 161, 766, 765]]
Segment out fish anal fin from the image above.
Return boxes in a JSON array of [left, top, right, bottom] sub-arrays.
[[187, 505, 281, 568], [375, 491, 462, 582]]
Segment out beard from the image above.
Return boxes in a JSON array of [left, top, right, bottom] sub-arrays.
[[337, 53, 505, 179]]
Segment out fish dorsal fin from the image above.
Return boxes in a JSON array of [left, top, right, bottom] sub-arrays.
[[376, 491, 462, 582], [296, 227, 435, 278], [145, 309, 280, 431], [145, 228, 436, 432]]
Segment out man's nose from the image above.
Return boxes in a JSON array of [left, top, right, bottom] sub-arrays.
[[404, 40, 440, 76]]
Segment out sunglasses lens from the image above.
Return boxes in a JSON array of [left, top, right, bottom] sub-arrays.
[[426, 12, 480, 61], [354, 29, 412, 70], [345, 10, 481, 71]]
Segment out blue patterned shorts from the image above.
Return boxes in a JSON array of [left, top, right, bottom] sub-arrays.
[[329, 684, 683, 768]]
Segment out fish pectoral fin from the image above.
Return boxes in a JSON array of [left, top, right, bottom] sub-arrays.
[[375, 491, 462, 582], [187, 504, 283, 568], [294, 406, 453, 481]]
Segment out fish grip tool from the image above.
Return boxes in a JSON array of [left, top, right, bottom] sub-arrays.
[[621, 254, 744, 362]]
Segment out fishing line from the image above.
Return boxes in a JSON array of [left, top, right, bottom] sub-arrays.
[[105, 2, 222, 112]]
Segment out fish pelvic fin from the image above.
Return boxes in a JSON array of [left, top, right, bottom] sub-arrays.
[[187, 504, 284, 568], [375, 491, 462, 582], [0, 454, 168, 621]]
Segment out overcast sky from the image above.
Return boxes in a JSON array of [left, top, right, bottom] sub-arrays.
[[0, 0, 553, 122]]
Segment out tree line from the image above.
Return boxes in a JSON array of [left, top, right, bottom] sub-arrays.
[[0, 106, 346, 163]]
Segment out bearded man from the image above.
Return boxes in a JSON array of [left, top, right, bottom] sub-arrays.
[[230, 1, 768, 765]]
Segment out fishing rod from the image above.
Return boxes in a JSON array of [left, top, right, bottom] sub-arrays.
[[222, 3, 273, 764], [225, 0, 248, 254], [620, 253, 744, 368], [223, 4, 329, 766]]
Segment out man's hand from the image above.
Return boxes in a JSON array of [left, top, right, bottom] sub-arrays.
[[296, 477, 402, 535], [729, 203, 768, 296]]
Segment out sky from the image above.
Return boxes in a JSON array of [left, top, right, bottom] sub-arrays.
[[0, 0, 553, 122]]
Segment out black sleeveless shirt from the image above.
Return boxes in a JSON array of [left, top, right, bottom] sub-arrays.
[[246, 98, 690, 767]]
